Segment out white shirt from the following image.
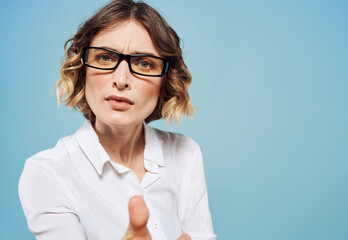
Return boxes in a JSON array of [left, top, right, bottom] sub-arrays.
[[18, 121, 216, 240]]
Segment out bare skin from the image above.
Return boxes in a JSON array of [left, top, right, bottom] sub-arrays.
[[95, 122, 146, 182], [122, 196, 191, 240], [87, 21, 165, 183]]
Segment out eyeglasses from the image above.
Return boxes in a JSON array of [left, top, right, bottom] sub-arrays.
[[80, 47, 169, 77]]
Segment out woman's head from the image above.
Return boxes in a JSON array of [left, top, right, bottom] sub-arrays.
[[56, 0, 194, 125]]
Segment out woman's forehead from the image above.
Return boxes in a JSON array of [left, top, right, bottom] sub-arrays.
[[90, 20, 160, 56]]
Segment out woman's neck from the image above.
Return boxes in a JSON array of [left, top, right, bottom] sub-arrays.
[[93, 119, 145, 168]]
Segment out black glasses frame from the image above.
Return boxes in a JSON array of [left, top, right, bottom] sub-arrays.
[[80, 47, 169, 77]]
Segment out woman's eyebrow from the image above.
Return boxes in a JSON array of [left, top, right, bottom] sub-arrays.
[[132, 50, 158, 57], [98, 46, 120, 52], [97, 46, 159, 57]]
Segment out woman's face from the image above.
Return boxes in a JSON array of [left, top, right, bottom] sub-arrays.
[[85, 20, 163, 128]]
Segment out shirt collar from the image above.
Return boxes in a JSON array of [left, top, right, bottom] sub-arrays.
[[74, 121, 110, 176], [74, 121, 165, 176], [144, 124, 165, 167]]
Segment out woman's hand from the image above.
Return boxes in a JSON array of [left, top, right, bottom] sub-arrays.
[[122, 196, 191, 240]]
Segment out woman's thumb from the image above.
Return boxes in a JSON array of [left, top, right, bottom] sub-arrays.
[[122, 196, 151, 240]]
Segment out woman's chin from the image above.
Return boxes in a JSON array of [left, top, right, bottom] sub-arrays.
[[95, 116, 143, 129]]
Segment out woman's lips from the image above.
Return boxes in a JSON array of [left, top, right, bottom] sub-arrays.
[[105, 95, 134, 111]]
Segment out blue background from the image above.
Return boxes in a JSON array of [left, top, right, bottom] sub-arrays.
[[1, 0, 347, 239]]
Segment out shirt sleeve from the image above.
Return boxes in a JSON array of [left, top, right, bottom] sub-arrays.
[[18, 158, 87, 240], [181, 141, 217, 240]]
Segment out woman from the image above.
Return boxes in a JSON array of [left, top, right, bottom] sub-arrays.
[[18, 0, 216, 239]]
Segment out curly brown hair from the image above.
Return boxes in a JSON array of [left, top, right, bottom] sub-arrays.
[[55, 0, 195, 124]]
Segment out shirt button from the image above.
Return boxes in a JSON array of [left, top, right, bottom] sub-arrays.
[[139, 194, 144, 198], [153, 224, 158, 230], [148, 162, 154, 168]]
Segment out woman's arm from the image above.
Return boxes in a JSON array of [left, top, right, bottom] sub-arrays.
[[181, 141, 217, 240], [18, 158, 86, 240]]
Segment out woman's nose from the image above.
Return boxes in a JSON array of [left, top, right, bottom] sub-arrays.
[[112, 60, 131, 90]]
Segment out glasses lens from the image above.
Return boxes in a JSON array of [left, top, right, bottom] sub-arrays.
[[84, 48, 119, 69], [130, 56, 164, 76]]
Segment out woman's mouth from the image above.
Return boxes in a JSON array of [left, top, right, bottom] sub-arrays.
[[105, 95, 134, 111]]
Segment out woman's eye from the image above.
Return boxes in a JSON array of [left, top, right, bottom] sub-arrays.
[[133, 57, 154, 69], [140, 61, 151, 68], [97, 54, 111, 62], [95, 53, 118, 63]]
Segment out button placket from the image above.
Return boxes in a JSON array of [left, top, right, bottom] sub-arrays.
[[146, 201, 166, 239]]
